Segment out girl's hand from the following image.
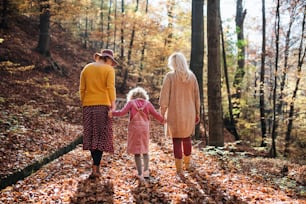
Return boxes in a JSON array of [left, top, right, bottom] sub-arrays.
[[108, 110, 113, 118]]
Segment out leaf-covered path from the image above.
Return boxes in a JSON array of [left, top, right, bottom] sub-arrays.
[[0, 118, 305, 203]]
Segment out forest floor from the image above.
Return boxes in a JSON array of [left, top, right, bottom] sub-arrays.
[[0, 118, 305, 203], [0, 14, 305, 203]]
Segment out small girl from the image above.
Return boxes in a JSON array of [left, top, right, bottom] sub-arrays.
[[111, 87, 165, 180]]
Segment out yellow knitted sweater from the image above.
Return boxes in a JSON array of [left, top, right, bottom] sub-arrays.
[[79, 62, 116, 107]]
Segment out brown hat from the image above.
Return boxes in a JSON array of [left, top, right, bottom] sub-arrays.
[[94, 49, 119, 65]]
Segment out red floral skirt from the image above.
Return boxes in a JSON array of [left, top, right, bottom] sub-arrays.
[[82, 105, 114, 153]]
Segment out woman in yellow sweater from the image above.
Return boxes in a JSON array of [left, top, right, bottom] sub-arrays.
[[79, 49, 118, 179]]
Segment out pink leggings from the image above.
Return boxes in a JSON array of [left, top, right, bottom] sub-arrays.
[[172, 137, 192, 159]]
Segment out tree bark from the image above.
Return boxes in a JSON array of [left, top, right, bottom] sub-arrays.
[[139, 0, 149, 83], [106, 0, 112, 48], [260, 0, 267, 147], [284, 10, 305, 157], [100, 0, 105, 48], [190, 0, 204, 140], [220, 13, 240, 141], [37, 0, 51, 56], [120, 0, 125, 59], [232, 0, 247, 119], [207, 0, 224, 147], [0, 0, 9, 29], [270, 0, 281, 158]]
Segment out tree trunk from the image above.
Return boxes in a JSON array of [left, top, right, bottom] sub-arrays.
[[139, 0, 149, 83], [284, 10, 305, 157], [127, 0, 139, 65], [207, 0, 224, 147], [100, 0, 105, 48], [260, 0, 267, 147], [232, 0, 247, 119], [275, 2, 297, 134], [37, 0, 50, 56], [113, 0, 117, 51], [190, 0, 204, 140], [220, 13, 240, 141], [120, 0, 125, 59], [106, 0, 112, 48], [270, 0, 281, 158], [121, 0, 139, 92], [0, 0, 9, 29]]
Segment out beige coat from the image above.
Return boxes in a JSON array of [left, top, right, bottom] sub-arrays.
[[159, 71, 200, 138]]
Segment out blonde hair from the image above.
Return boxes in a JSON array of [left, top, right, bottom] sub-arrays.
[[168, 52, 191, 82], [126, 86, 149, 101]]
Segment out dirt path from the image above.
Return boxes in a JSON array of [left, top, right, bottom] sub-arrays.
[[0, 119, 304, 203]]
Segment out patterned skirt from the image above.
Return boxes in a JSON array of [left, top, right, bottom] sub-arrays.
[[82, 105, 114, 153]]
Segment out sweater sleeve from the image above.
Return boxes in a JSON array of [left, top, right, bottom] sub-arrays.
[[79, 69, 86, 104], [107, 68, 116, 103]]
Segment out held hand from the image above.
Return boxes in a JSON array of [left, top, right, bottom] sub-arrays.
[[195, 115, 200, 124], [111, 101, 116, 111], [108, 110, 113, 118]]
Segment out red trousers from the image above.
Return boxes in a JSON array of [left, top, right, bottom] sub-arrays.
[[172, 137, 192, 159]]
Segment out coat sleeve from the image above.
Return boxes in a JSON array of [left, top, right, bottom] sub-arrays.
[[193, 74, 201, 117], [147, 102, 164, 123], [159, 73, 171, 117], [112, 101, 131, 117]]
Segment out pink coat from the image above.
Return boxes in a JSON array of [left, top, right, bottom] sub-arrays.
[[112, 99, 164, 154]]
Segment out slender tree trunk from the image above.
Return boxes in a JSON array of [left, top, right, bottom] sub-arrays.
[[106, 0, 112, 49], [270, 0, 281, 158], [37, 0, 50, 56], [232, 0, 247, 119], [284, 10, 305, 157], [260, 0, 267, 147], [207, 0, 224, 147], [113, 0, 117, 51], [121, 0, 139, 92], [276, 3, 295, 119], [120, 0, 124, 59], [0, 0, 9, 29], [139, 0, 149, 83], [127, 0, 139, 65], [100, 0, 104, 48], [220, 14, 240, 141], [190, 0, 204, 140]]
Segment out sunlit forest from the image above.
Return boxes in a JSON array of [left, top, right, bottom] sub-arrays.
[[0, 0, 305, 203]]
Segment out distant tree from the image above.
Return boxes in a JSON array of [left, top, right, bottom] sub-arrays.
[[207, 0, 224, 147], [270, 0, 281, 158], [120, 0, 125, 59], [284, 8, 305, 157], [232, 0, 247, 119], [121, 0, 139, 92], [220, 13, 240, 141], [139, 0, 149, 83], [112, 0, 118, 51], [190, 0, 204, 140], [260, 0, 267, 147], [106, 0, 112, 48], [100, 0, 105, 48], [37, 0, 50, 56], [127, 0, 139, 65]]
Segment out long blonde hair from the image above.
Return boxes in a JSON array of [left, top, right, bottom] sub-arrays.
[[168, 52, 191, 82], [126, 86, 149, 102]]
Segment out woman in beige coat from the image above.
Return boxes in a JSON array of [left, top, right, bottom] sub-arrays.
[[159, 52, 200, 174]]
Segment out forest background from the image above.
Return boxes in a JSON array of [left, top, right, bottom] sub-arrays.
[[0, 0, 305, 202]]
